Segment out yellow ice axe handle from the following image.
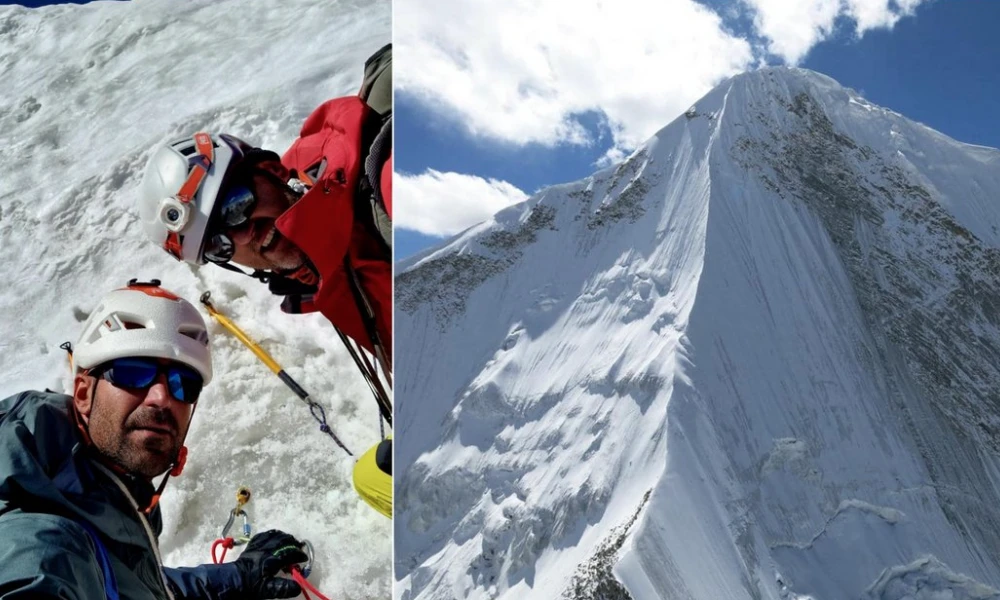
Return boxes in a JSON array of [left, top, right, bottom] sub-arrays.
[[200, 293, 310, 401]]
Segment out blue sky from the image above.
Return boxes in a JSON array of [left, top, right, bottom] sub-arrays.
[[395, 0, 1000, 259]]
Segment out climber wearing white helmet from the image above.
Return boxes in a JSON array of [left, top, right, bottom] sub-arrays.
[[0, 280, 308, 600], [136, 46, 391, 372], [71, 280, 213, 481]]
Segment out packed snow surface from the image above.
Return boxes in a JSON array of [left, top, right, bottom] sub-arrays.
[[395, 67, 1000, 599], [0, 1, 390, 598]]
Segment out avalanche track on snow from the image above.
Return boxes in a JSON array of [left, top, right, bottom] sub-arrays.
[[394, 67, 1000, 600]]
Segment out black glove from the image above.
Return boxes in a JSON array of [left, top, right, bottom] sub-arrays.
[[233, 529, 309, 599]]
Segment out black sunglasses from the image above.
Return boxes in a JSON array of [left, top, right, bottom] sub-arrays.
[[203, 185, 258, 264], [93, 357, 204, 404]]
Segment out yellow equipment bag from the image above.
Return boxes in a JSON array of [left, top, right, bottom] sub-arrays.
[[353, 437, 392, 518]]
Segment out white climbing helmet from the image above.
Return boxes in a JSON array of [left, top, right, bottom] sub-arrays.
[[75, 280, 212, 383], [138, 132, 254, 264]]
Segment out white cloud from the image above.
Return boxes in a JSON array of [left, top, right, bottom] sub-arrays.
[[396, 0, 929, 155], [744, 0, 930, 64], [396, 170, 529, 236], [396, 0, 754, 156]]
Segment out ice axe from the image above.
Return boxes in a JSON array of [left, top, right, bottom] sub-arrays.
[[199, 291, 353, 457]]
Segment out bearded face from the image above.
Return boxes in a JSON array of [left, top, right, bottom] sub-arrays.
[[73, 372, 193, 478]]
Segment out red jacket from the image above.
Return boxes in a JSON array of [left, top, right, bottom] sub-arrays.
[[276, 97, 392, 365]]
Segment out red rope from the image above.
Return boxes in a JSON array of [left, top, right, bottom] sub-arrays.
[[211, 537, 235, 564], [291, 566, 331, 600]]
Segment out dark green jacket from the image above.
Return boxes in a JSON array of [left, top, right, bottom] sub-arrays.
[[0, 391, 242, 600], [0, 390, 176, 598]]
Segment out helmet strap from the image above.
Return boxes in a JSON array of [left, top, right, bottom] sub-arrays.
[[144, 449, 184, 513], [212, 261, 273, 283], [211, 256, 317, 287], [280, 262, 319, 287], [170, 446, 188, 477], [144, 401, 198, 514]]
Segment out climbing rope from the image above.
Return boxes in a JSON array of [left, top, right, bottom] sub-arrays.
[[291, 565, 331, 600], [288, 543, 328, 600]]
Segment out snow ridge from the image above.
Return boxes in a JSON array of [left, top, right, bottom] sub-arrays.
[[396, 67, 1000, 599]]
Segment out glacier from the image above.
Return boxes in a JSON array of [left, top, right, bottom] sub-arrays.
[[395, 67, 1000, 600]]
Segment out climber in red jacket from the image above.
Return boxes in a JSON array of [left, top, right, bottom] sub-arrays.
[[139, 44, 392, 384], [137, 44, 393, 517]]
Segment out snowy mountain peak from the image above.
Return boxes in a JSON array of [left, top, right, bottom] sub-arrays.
[[396, 67, 1000, 599]]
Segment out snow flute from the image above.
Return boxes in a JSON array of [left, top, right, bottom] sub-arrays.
[[199, 291, 353, 456]]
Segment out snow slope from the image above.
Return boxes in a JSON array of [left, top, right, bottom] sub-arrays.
[[0, 1, 390, 597], [394, 67, 1000, 599]]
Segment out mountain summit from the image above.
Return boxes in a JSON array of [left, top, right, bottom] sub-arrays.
[[395, 67, 1000, 600]]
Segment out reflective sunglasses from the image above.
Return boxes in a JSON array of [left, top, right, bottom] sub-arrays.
[[93, 357, 204, 404], [203, 185, 257, 264]]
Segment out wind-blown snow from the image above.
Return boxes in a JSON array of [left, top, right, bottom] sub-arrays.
[[0, 1, 390, 597], [395, 67, 1000, 599]]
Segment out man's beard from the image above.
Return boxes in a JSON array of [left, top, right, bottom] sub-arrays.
[[90, 398, 182, 478], [260, 232, 309, 272], [266, 252, 308, 272]]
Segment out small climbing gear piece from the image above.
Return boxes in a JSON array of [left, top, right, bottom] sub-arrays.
[[199, 291, 353, 457], [299, 539, 315, 578], [208, 486, 333, 599], [211, 486, 254, 564]]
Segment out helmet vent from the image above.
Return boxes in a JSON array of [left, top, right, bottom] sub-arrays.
[[74, 284, 213, 382], [179, 327, 209, 346]]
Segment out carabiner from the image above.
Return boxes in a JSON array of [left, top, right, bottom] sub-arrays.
[[299, 539, 316, 578], [221, 508, 252, 546]]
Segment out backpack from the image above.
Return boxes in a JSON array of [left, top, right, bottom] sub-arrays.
[[360, 43, 391, 119], [358, 43, 392, 254]]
